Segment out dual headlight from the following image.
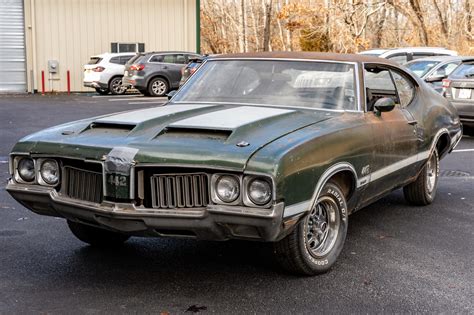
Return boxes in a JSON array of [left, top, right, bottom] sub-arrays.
[[14, 157, 59, 186], [213, 174, 273, 207]]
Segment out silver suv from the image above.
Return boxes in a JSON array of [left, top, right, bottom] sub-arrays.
[[359, 47, 458, 64]]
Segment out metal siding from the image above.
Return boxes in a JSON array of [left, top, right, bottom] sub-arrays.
[[0, 0, 26, 92], [30, 0, 197, 92]]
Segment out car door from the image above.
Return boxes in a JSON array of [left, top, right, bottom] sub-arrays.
[[162, 54, 187, 89], [361, 65, 419, 204]]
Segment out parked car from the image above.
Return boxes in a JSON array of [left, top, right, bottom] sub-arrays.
[[7, 52, 462, 275], [179, 56, 205, 87], [442, 60, 474, 135], [405, 56, 474, 93], [83, 53, 136, 95], [359, 47, 458, 64], [123, 51, 202, 96]]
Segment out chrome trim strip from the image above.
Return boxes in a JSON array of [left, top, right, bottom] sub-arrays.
[[284, 200, 311, 218]]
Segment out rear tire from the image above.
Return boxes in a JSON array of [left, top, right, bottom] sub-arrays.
[[147, 77, 169, 97], [67, 220, 130, 247], [403, 149, 439, 206], [273, 182, 348, 275], [109, 76, 126, 95], [95, 88, 109, 95]]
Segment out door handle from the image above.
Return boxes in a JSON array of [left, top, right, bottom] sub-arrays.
[[407, 120, 418, 125]]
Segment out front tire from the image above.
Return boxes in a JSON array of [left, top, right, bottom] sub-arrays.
[[273, 182, 348, 275], [67, 220, 130, 247], [403, 149, 439, 206], [148, 77, 169, 97], [109, 77, 126, 95]]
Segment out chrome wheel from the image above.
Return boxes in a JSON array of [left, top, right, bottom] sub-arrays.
[[152, 80, 167, 95], [304, 196, 340, 257], [426, 151, 438, 194]]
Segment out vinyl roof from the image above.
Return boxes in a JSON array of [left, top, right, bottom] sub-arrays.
[[211, 51, 399, 65]]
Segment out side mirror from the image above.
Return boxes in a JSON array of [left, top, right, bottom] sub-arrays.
[[374, 97, 395, 116], [167, 90, 177, 100], [425, 75, 446, 83]]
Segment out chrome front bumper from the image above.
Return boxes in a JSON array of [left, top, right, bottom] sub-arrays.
[[6, 181, 294, 242]]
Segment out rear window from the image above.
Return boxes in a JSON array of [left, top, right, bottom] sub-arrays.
[[450, 63, 474, 79], [406, 60, 440, 77], [88, 57, 102, 65], [127, 54, 144, 65]]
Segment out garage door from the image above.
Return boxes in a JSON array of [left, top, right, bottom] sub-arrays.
[[0, 0, 26, 92]]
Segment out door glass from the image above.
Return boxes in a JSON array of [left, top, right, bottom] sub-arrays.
[[364, 67, 397, 111], [175, 54, 187, 64], [149, 55, 164, 63], [163, 55, 175, 64], [391, 71, 415, 107]]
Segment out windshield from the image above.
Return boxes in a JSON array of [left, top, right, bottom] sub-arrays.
[[173, 60, 357, 111], [450, 63, 474, 79], [406, 60, 440, 77]]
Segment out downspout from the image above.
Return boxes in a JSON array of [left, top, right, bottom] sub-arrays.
[[30, 0, 37, 92], [196, 0, 201, 54]]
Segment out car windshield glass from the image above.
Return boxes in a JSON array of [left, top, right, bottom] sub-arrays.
[[174, 60, 357, 111], [450, 63, 474, 79], [406, 60, 440, 77]]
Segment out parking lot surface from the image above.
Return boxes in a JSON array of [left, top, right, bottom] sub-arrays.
[[0, 94, 473, 314]]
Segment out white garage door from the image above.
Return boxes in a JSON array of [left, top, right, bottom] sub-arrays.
[[0, 0, 26, 92]]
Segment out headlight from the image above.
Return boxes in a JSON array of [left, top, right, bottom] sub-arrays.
[[247, 178, 272, 205], [17, 158, 35, 182], [40, 159, 59, 185], [215, 175, 240, 203]]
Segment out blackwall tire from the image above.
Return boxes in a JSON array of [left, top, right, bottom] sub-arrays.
[[273, 182, 348, 276], [403, 149, 439, 206], [67, 220, 130, 247]]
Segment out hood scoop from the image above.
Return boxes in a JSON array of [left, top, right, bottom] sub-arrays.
[[81, 122, 137, 135], [156, 126, 232, 141]]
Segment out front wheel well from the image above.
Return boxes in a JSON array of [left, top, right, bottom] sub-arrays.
[[435, 133, 450, 158], [327, 170, 356, 203]]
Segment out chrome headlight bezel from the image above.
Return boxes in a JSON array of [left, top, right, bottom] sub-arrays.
[[38, 158, 60, 186], [211, 174, 241, 205], [243, 176, 273, 208], [14, 156, 36, 184]]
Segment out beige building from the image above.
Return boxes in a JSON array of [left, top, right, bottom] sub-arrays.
[[0, 0, 199, 92]]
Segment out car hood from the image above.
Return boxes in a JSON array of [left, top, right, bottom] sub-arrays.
[[15, 103, 338, 170]]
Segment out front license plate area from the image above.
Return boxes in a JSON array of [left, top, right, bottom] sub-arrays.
[[458, 88, 472, 99]]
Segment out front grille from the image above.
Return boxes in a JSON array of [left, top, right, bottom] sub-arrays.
[[150, 173, 209, 209], [63, 166, 103, 204]]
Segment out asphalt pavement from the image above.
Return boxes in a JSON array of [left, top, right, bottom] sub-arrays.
[[0, 94, 473, 314]]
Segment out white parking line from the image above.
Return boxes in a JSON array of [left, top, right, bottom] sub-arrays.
[[92, 94, 140, 98], [452, 148, 474, 153], [128, 101, 166, 105], [109, 97, 167, 102]]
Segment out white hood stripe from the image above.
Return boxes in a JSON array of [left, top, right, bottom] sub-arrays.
[[170, 106, 294, 130], [96, 105, 215, 124]]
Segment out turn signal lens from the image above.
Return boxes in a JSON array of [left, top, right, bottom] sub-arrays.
[[442, 79, 451, 88]]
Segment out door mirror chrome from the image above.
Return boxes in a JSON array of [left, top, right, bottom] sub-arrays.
[[167, 90, 177, 100], [374, 97, 395, 116]]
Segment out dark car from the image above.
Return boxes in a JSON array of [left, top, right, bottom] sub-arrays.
[[443, 60, 474, 134], [405, 56, 474, 93], [123, 51, 202, 96], [6, 52, 462, 275], [179, 56, 205, 87]]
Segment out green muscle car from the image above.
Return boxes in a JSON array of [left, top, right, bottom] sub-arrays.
[[6, 52, 462, 275]]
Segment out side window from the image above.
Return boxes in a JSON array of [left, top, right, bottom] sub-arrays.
[[433, 62, 459, 77], [120, 55, 134, 65], [163, 55, 175, 64], [175, 54, 187, 64], [387, 54, 408, 64], [391, 71, 415, 107], [149, 55, 164, 63], [364, 66, 397, 111], [109, 57, 121, 64], [412, 53, 434, 61]]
